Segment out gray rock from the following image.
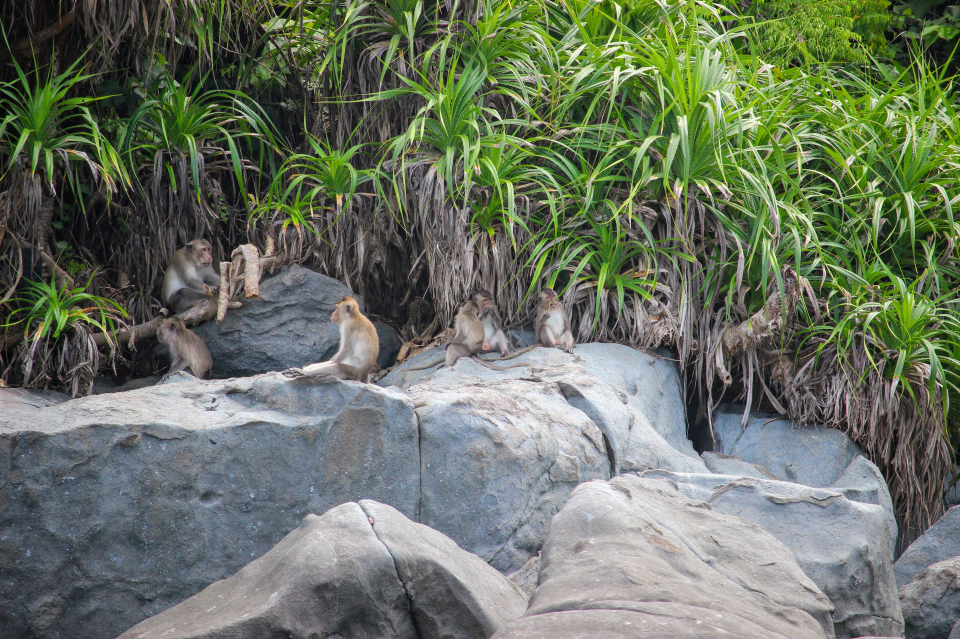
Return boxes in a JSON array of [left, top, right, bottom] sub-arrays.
[[359, 500, 528, 638], [0, 374, 420, 639], [193, 265, 400, 377], [702, 451, 779, 479], [713, 404, 864, 487], [899, 556, 960, 639], [832, 455, 898, 559], [119, 501, 526, 639], [951, 621, 960, 639], [644, 470, 903, 639], [0, 386, 69, 409], [117, 503, 418, 639], [897, 507, 960, 588], [493, 475, 833, 639], [381, 344, 707, 572]]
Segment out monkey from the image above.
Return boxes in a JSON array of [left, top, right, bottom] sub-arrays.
[[156, 317, 213, 379], [283, 296, 379, 382], [536, 287, 575, 352], [403, 301, 531, 373], [162, 239, 220, 314], [474, 289, 511, 356]]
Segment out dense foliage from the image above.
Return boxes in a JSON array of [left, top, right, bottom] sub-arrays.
[[3, 0, 960, 546]]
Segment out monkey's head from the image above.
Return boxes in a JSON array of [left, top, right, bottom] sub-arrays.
[[157, 317, 185, 344], [474, 289, 495, 315], [460, 300, 481, 316], [540, 287, 560, 309], [332, 296, 359, 324], [188, 239, 213, 267]]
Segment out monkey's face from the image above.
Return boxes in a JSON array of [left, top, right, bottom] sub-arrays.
[[332, 300, 352, 324], [476, 295, 494, 315], [191, 241, 213, 267]]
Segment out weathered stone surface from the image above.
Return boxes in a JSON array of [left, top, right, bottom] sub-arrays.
[[0, 386, 69, 410], [119, 501, 526, 639], [117, 503, 417, 639], [0, 374, 420, 639], [713, 403, 864, 487], [380, 344, 707, 572], [702, 451, 779, 479], [359, 500, 528, 638], [493, 476, 833, 639], [192, 265, 400, 377], [508, 554, 540, 599], [951, 621, 960, 639], [899, 556, 960, 639], [896, 507, 960, 588], [644, 470, 903, 639], [832, 455, 898, 558]]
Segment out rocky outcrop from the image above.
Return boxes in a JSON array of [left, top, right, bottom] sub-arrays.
[[711, 404, 898, 558], [0, 375, 421, 639], [380, 343, 708, 572], [899, 556, 960, 639], [118, 501, 527, 639], [896, 506, 960, 587], [492, 475, 834, 639], [192, 265, 401, 376], [644, 470, 903, 638]]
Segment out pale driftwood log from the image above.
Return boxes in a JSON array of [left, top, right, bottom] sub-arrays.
[[92, 300, 217, 349], [714, 270, 799, 386], [216, 261, 231, 322], [237, 244, 261, 298]]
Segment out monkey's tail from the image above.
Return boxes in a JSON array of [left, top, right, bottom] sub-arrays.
[[470, 355, 532, 371], [281, 368, 306, 379], [483, 344, 539, 361], [402, 358, 445, 372]]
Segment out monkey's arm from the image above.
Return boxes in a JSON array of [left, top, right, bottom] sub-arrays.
[[198, 267, 221, 287]]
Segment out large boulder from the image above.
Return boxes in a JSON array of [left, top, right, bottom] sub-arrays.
[[492, 475, 833, 639], [711, 405, 897, 558], [193, 265, 400, 377], [118, 501, 527, 639], [713, 404, 864, 487], [380, 344, 708, 572], [896, 506, 960, 587], [0, 374, 420, 639], [644, 470, 903, 638], [899, 556, 960, 639]]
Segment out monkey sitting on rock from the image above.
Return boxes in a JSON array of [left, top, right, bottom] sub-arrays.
[[404, 300, 531, 373], [156, 317, 212, 380], [162, 239, 220, 314], [474, 289, 511, 356], [283, 296, 379, 382]]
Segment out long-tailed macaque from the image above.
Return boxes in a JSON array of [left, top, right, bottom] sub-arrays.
[[157, 317, 212, 379], [405, 301, 530, 372], [283, 296, 379, 382], [536, 287, 575, 352], [162, 239, 220, 314], [474, 289, 511, 356]]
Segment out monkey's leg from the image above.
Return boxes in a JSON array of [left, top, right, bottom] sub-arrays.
[[470, 355, 531, 371], [560, 330, 575, 352], [539, 327, 558, 348], [491, 330, 511, 356], [445, 344, 474, 368], [168, 288, 210, 314]]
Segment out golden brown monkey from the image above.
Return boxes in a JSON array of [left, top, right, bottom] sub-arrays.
[[405, 301, 530, 372], [536, 287, 575, 352], [162, 239, 220, 314], [474, 289, 511, 356], [157, 317, 213, 379], [283, 296, 379, 382]]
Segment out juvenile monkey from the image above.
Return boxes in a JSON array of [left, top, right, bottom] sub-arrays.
[[474, 289, 511, 356], [283, 296, 379, 382], [536, 287, 575, 352], [404, 301, 530, 372], [157, 317, 212, 379], [162, 239, 220, 314]]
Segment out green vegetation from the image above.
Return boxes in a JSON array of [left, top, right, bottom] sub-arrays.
[[2, 0, 960, 545]]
